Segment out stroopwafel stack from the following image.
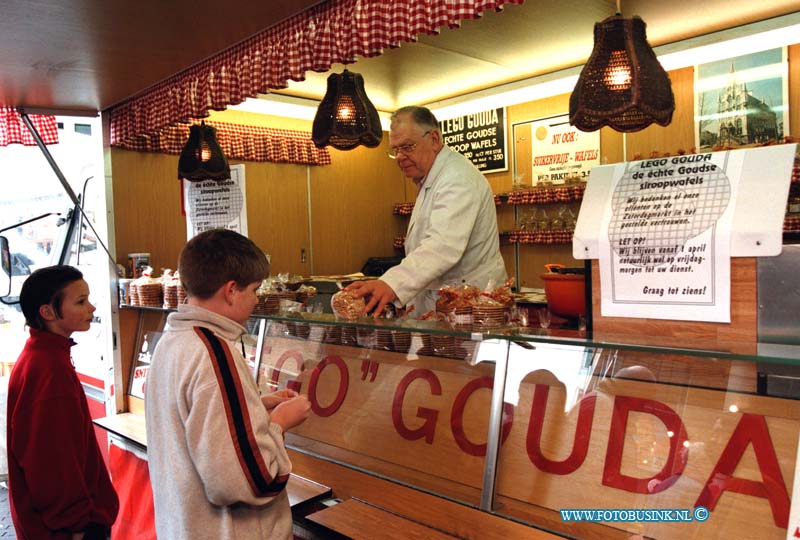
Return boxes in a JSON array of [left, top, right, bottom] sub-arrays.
[[163, 282, 180, 309], [137, 282, 163, 308], [391, 330, 412, 353], [376, 329, 393, 351], [472, 305, 508, 327]]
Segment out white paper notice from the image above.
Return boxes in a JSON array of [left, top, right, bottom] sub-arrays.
[[598, 152, 740, 322], [184, 164, 248, 240]]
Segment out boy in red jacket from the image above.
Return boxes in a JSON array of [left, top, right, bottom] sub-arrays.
[[7, 265, 118, 540]]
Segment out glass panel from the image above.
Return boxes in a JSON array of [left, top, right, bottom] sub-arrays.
[[257, 318, 499, 508], [126, 310, 168, 398], [493, 341, 800, 539], [125, 306, 800, 365]]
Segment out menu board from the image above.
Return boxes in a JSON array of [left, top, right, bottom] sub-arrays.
[[440, 108, 507, 173]]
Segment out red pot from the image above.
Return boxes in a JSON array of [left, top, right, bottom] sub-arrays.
[[541, 263, 586, 318]]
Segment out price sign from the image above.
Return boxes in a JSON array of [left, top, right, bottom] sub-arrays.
[[440, 108, 507, 174]]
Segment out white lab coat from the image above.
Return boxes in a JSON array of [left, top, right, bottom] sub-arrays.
[[382, 145, 507, 314]]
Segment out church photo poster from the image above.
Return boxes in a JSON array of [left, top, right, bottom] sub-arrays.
[[694, 47, 788, 151]]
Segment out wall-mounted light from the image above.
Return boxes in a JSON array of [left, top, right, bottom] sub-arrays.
[[178, 121, 231, 181], [312, 69, 382, 150], [569, 13, 675, 132]]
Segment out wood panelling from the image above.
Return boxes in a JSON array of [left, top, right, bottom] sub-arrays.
[[309, 137, 407, 275], [517, 244, 577, 289], [240, 160, 310, 276], [289, 451, 561, 540], [109, 148, 312, 276], [307, 499, 461, 540], [626, 67, 696, 158], [110, 149, 187, 272], [790, 44, 800, 139]]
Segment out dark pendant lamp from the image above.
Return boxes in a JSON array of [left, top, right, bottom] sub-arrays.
[[569, 13, 675, 133], [312, 69, 382, 150], [178, 121, 231, 181]]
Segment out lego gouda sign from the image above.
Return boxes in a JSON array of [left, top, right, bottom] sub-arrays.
[[259, 333, 798, 540], [440, 108, 507, 173]]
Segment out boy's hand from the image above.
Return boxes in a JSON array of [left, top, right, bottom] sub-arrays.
[[269, 395, 311, 431], [261, 388, 298, 411]]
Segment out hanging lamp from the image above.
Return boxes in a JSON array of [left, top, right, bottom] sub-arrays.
[[177, 121, 231, 181], [569, 9, 674, 133], [312, 69, 382, 150]]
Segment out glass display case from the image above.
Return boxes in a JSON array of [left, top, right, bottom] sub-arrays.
[[122, 306, 800, 540]]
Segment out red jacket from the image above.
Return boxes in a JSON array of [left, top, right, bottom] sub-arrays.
[[7, 328, 118, 540]]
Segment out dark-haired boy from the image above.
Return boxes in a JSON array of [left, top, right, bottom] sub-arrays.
[[145, 229, 310, 539], [7, 265, 118, 539]]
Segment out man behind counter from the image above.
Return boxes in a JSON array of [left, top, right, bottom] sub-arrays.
[[348, 106, 507, 316]]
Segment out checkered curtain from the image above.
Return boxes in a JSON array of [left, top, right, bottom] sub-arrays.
[[0, 108, 59, 146], [108, 0, 523, 155], [116, 120, 332, 165]]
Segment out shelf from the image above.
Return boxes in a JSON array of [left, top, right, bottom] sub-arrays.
[[503, 183, 586, 205], [120, 305, 800, 366], [500, 229, 573, 245]]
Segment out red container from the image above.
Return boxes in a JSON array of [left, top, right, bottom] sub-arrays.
[[540, 263, 586, 318]]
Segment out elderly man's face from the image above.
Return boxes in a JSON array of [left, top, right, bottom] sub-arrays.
[[389, 116, 441, 183]]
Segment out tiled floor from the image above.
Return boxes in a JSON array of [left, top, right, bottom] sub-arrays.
[[0, 485, 16, 539]]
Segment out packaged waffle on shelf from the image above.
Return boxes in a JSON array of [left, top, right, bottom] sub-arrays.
[[161, 269, 181, 309], [435, 283, 480, 326], [295, 284, 317, 304], [255, 278, 296, 315], [132, 266, 163, 307]]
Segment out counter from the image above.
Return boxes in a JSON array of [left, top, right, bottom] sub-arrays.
[[103, 306, 800, 540]]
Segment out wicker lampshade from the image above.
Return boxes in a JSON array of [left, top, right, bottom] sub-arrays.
[[569, 15, 674, 133], [312, 69, 382, 150], [178, 121, 231, 181]]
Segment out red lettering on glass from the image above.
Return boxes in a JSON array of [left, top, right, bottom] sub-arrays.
[[270, 350, 304, 390], [603, 396, 688, 493], [308, 355, 348, 417], [695, 413, 790, 528], [392, 369, 441, 444], [527, 384, 597, 474], [452, 377, 513, 456]]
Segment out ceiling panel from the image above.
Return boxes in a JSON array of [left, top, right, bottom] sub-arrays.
[[0, 0, 798, 114]]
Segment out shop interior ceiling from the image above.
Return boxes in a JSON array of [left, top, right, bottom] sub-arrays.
[[1, 0, 799, 114]]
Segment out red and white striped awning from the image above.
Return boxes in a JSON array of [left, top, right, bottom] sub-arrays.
[[108, 0, 523, 154], [115, 120, 332, 166], [0, 108, 59, 147]]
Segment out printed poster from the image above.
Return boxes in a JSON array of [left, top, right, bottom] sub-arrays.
[[695, 47, 788, 151], [183, 164, 247, 240], [531, 114, 600, 185], [598, 152, 739, 322]]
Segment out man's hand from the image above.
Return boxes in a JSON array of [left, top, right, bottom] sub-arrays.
[[346, 279, 398, 318], [261, 388, 298, 411]]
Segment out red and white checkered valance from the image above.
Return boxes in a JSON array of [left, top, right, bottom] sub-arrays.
[[115, 120, 332, 166], [108, 0, 523, 148], [0, 108, 59, 147]]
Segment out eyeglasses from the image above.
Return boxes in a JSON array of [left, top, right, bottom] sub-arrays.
[[388, 131, 431, 159]]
